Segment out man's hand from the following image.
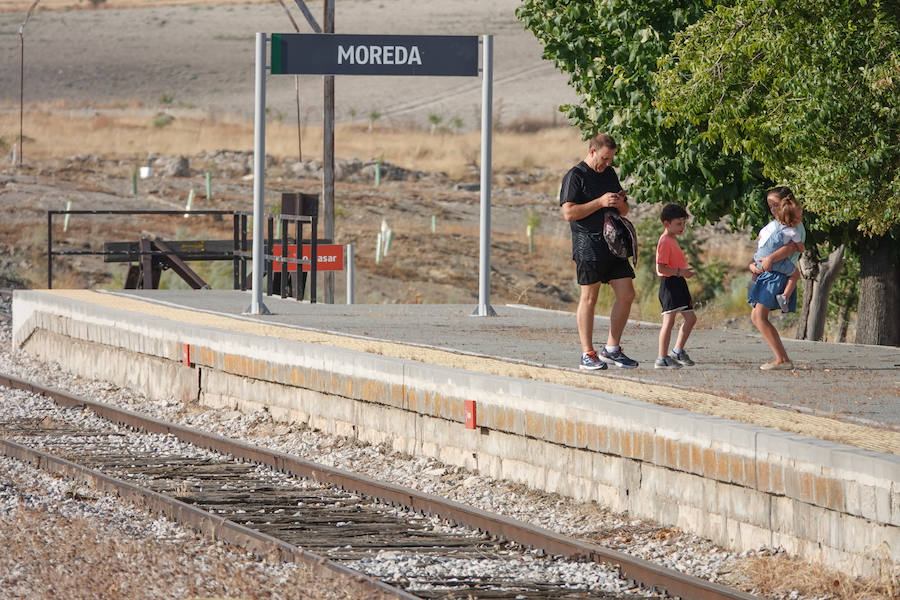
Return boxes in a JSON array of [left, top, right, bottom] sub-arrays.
[[598, 192, 620, 208], [760, 256, 774, 272], [597, 191, 628, 214]]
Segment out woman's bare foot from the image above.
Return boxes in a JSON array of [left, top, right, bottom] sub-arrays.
[[760, 360, 794, 371]]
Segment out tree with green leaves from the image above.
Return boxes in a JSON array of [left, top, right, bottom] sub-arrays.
[[655, 0, 900, 345], [516, 0, 766, 226], [517, 0, 900, 345]]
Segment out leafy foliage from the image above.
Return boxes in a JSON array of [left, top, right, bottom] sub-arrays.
[[525, 209, 542, 230], [518, 0, 900, 238], [516, 0, 770, 230], [152, 113, 175, 129], [655, 0, 900, 236]]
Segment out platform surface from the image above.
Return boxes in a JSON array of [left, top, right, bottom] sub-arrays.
[[105, 290, 899, 425], [23, 289, 900, 454]]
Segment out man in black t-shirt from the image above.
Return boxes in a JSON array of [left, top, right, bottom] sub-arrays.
[[559, 133, 638, 371]]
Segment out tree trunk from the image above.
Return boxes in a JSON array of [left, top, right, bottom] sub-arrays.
[[797, 246, 844, 341], [796, 251, 817, 339], [856, 235, 900, 346], [835, 303, 849, 343]]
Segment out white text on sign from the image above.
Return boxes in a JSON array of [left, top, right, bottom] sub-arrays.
[[337, 45, 423, 66], [271, 244, 344, 272]]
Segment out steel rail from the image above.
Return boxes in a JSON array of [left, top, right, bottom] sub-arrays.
[[0, 371, 759, 600], [0, 434, 417, 600]]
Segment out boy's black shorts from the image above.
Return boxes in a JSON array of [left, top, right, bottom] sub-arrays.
[[659, 276, 693, 314]]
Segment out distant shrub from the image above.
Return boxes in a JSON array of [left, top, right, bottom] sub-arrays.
[[498, 116, 559, 133], [153, 113, 175, 128]]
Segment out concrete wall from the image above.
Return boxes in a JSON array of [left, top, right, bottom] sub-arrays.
[[12, 291, 900, 577]]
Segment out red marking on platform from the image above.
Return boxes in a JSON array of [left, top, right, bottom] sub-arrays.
[[464, 400, 476, 429], [182, 343, 191, 366]]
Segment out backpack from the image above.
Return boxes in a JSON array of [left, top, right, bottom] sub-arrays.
[[603, 212, 638, 266]]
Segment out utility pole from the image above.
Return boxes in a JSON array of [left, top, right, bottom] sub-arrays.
[[322, 0, 335, 303], [18, 1, 42, 168]]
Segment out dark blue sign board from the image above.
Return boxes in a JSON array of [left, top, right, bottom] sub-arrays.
[[271, 33, 479, 77]]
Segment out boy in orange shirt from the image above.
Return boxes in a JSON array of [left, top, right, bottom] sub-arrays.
[[655, 204, 697, 369]]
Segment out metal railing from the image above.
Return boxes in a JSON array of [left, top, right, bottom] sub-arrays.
[[47, 210, 234, 289], [46, 209, 318, 302], [233, 210, 318, 303]]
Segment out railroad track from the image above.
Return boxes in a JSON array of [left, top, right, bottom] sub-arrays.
[[0, 308, 759, 599]]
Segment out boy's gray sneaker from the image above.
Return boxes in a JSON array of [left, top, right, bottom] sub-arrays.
[[655, 356, 683, 369], [672, 350, 695, 366]]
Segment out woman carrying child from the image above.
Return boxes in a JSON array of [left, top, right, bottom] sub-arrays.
[[747, 186, 805, 370]]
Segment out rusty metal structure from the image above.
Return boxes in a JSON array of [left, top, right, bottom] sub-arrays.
[[46, 195, 321, 301]]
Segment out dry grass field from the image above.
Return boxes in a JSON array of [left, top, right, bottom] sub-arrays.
[[0, 100, 585, 180]]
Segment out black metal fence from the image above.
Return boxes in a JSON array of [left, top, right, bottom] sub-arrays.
[[233, 210, 318, 302]]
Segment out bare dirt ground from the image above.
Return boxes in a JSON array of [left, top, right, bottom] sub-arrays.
[[0, 0, 756, 320], [0, 0, 576, 127]]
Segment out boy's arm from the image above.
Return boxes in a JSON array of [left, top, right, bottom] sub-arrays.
[[657, 263, 694, 277]]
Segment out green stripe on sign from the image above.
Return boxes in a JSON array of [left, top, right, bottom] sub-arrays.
[[271, 33, 283, 75]]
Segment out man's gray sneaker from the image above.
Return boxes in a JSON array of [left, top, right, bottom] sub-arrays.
[[654, 356, 683, 369], [600, 347, 639, 369], [671, 350, 695, 366], [580, 350, 608, 371]]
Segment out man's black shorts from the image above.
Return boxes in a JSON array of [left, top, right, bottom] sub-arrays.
[[658, 276, 694, 314], [575, 258, 635, 285]]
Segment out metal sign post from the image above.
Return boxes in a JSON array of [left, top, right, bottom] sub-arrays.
[[248, 32, 271, 315], [253, 32, 494, 315], [474, 34, 496, 316]]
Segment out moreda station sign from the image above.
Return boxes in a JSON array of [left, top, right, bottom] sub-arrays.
[[248, 30, 494, 315], [270, 34, 479, 76]]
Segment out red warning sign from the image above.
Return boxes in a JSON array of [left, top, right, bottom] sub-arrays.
[[271, 244, 344, 272]]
